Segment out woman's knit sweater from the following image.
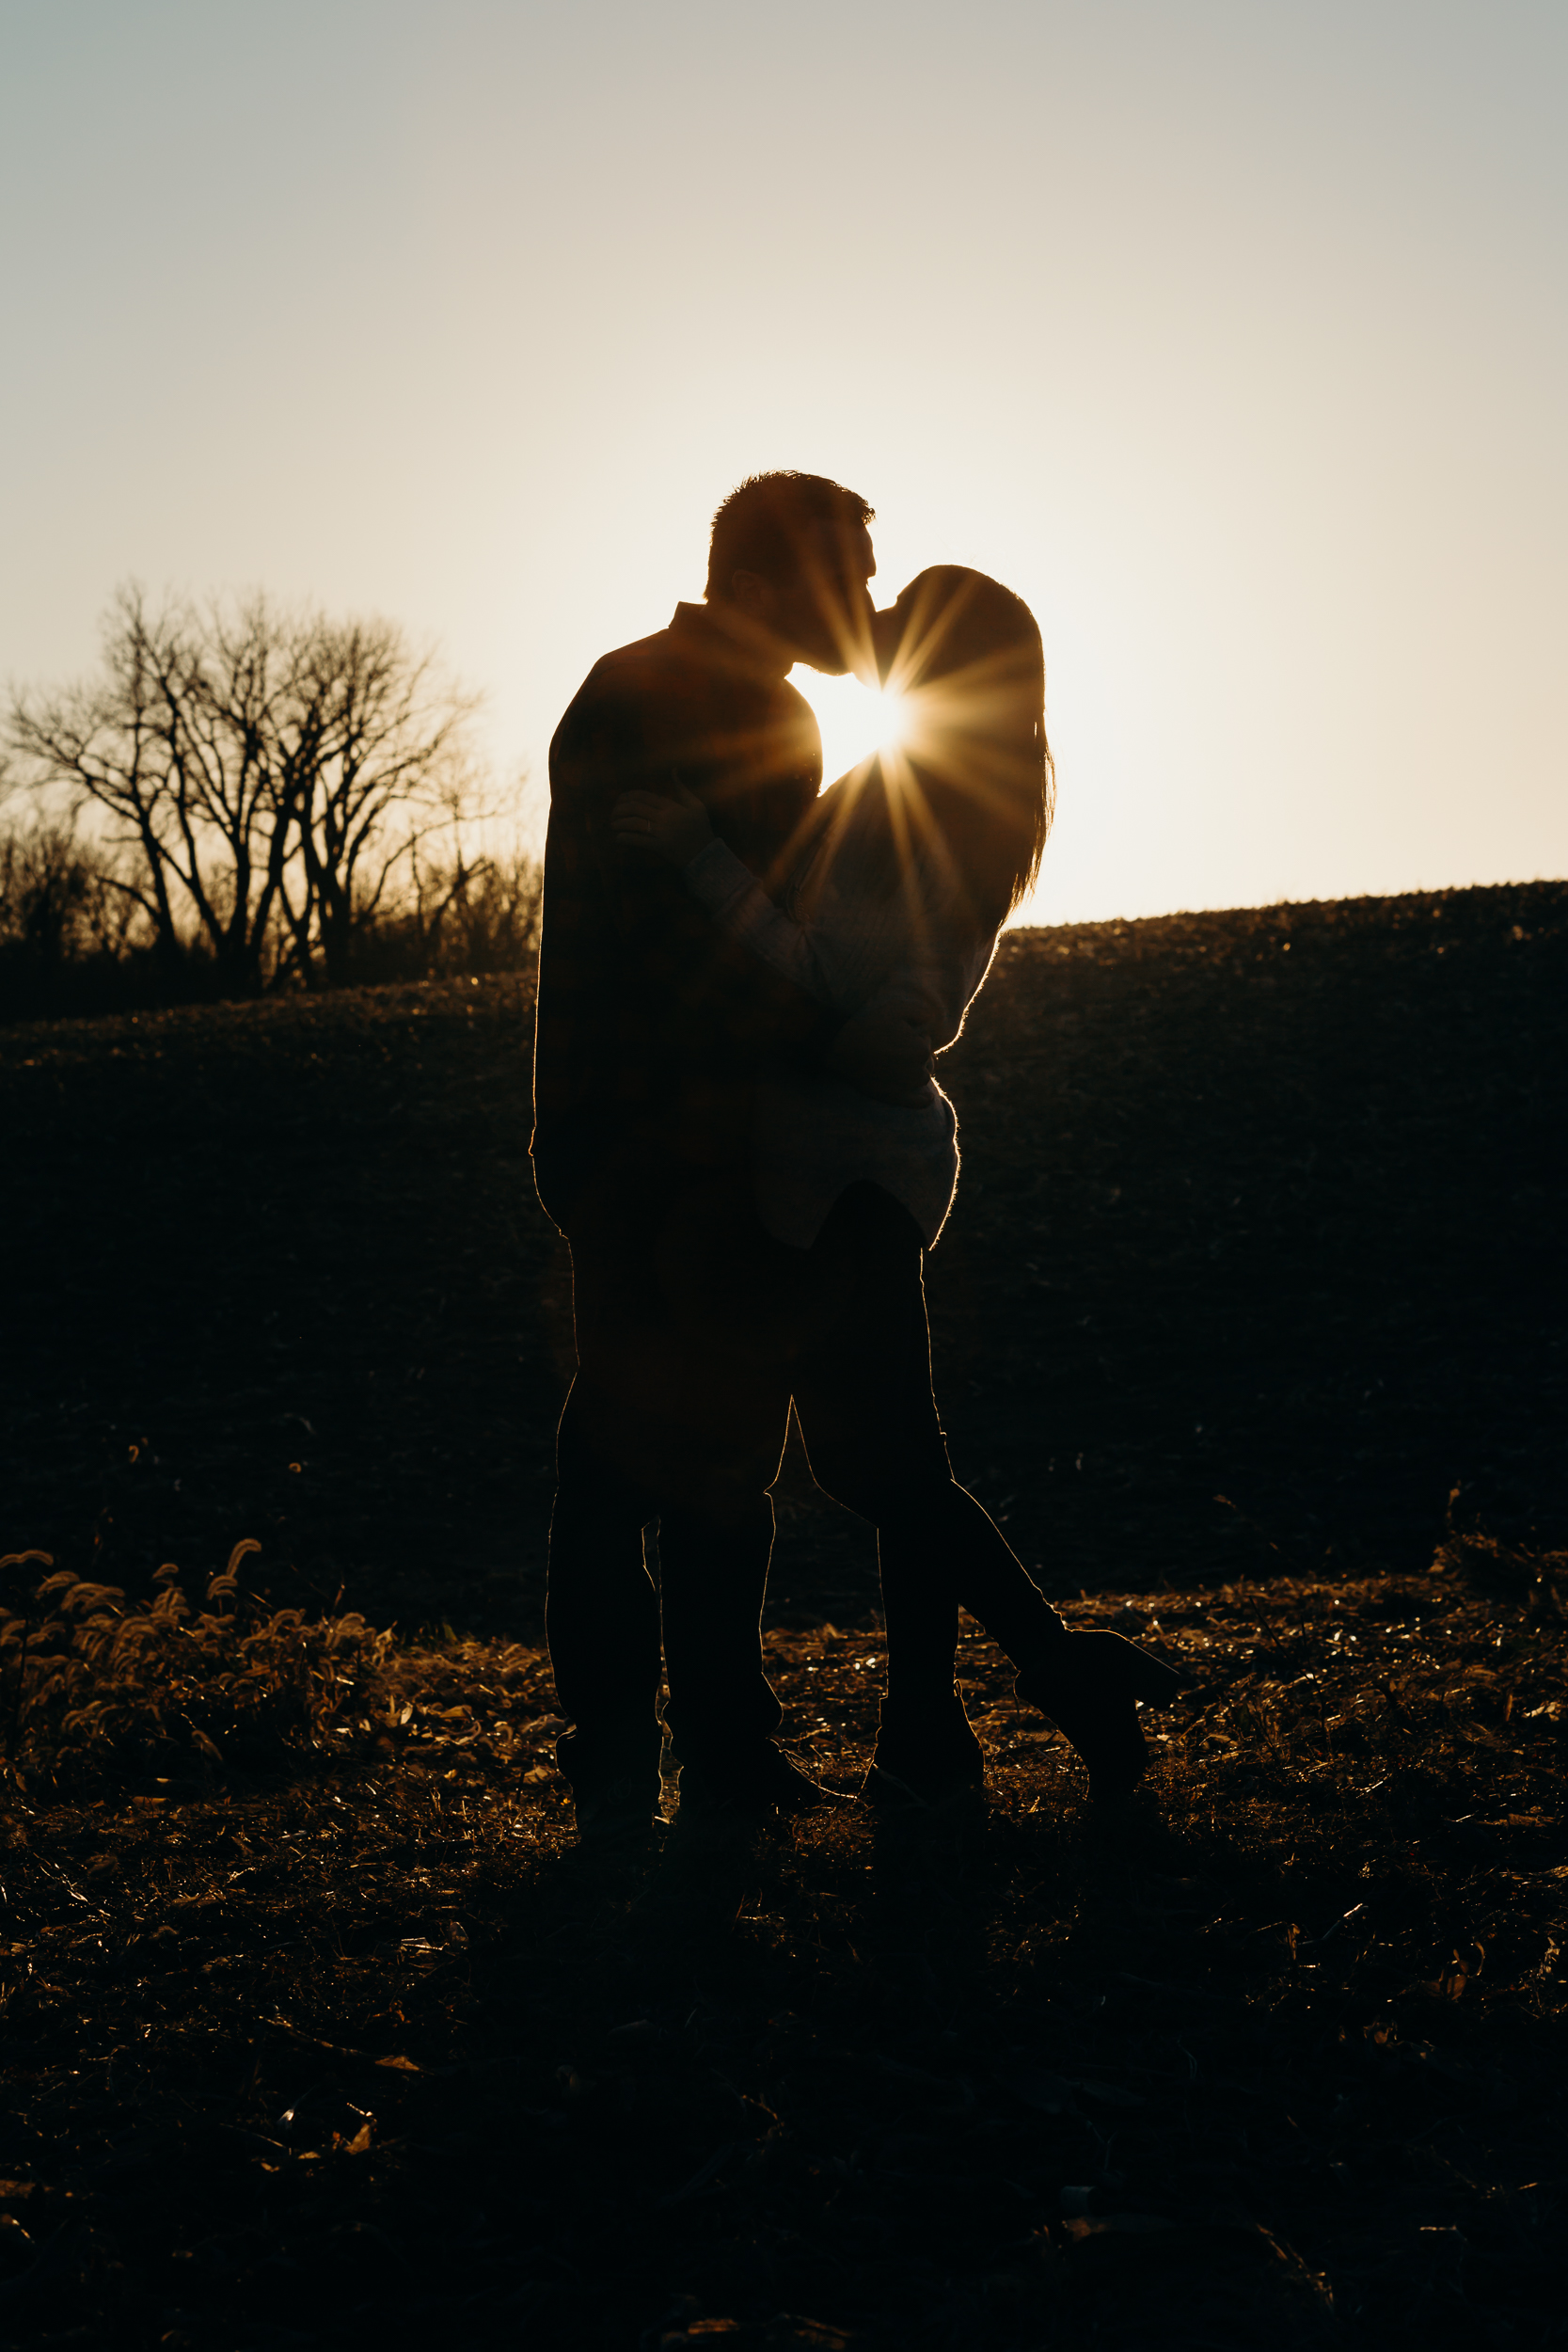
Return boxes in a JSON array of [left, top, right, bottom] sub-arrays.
[[681, 832, 998, 1248]]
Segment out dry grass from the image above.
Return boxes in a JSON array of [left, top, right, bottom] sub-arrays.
[[0, 1543, 552, 1796], [2, 1520, 1563, 2349]]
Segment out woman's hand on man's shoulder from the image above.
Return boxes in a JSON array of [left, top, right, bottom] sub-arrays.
[[610, 783, 714, 867]]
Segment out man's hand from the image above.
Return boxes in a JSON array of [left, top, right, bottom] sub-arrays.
[[610, 784, 714, 867], [824, 1006, 935, 1104]]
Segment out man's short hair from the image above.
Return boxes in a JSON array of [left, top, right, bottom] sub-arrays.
[[705, 471, 875, 602]]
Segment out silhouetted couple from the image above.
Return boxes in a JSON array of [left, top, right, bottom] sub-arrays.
[[531, 470, 1174, 1851]]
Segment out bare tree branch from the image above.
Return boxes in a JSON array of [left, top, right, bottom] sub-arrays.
[[7, 585, 494, 993]]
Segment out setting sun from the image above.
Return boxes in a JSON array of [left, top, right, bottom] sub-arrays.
[[791, 669, 910, 790]]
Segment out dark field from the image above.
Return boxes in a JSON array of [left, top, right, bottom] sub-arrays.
[[2, 880, 1565, 2349], [5, 881, 1565, 1629]]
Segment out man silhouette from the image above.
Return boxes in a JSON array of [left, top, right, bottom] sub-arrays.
[[532, 471, 928, 1849]]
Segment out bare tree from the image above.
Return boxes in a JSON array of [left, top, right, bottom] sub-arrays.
[[8, 587, 284, 989], [8, 585, 489, 993], [276, 617, 483, 988], [0, 819, 143, 965], [404, 839, 545, 977]]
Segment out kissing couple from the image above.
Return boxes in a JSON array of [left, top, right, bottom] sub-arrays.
[[531, 469, 1176, 1852]]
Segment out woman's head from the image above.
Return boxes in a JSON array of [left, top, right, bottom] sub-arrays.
[[872, 565, 1053, 924]]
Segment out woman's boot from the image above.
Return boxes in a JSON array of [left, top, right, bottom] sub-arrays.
[[1014, 1630, 1180, 1801]]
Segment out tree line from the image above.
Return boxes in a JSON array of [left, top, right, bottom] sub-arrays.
[[2, 585, 541, 1018]]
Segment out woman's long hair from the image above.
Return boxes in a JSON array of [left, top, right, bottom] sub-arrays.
[[810, 566, 1053, 939]]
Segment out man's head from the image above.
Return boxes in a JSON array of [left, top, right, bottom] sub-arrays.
[[705, 471, 876, 676]]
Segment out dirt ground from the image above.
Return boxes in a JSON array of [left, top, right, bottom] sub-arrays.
[[2, 878, 1565, 2349]]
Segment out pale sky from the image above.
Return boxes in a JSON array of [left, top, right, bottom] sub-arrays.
[[3, 0, 1563, 923]]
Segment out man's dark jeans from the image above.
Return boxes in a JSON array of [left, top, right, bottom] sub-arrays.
[[546, 1175, 1063, 1806]]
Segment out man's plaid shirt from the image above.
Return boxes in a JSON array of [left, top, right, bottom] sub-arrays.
[[531, 603, 841, 1226]]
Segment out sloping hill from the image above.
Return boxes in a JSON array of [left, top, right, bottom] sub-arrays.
[[4, 880, 1563, 1632]]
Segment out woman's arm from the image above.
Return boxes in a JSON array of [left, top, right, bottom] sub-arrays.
[[611, 784, 939, 1103], [611, 785, 834, 1001], [682, 835, 835, 999]]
